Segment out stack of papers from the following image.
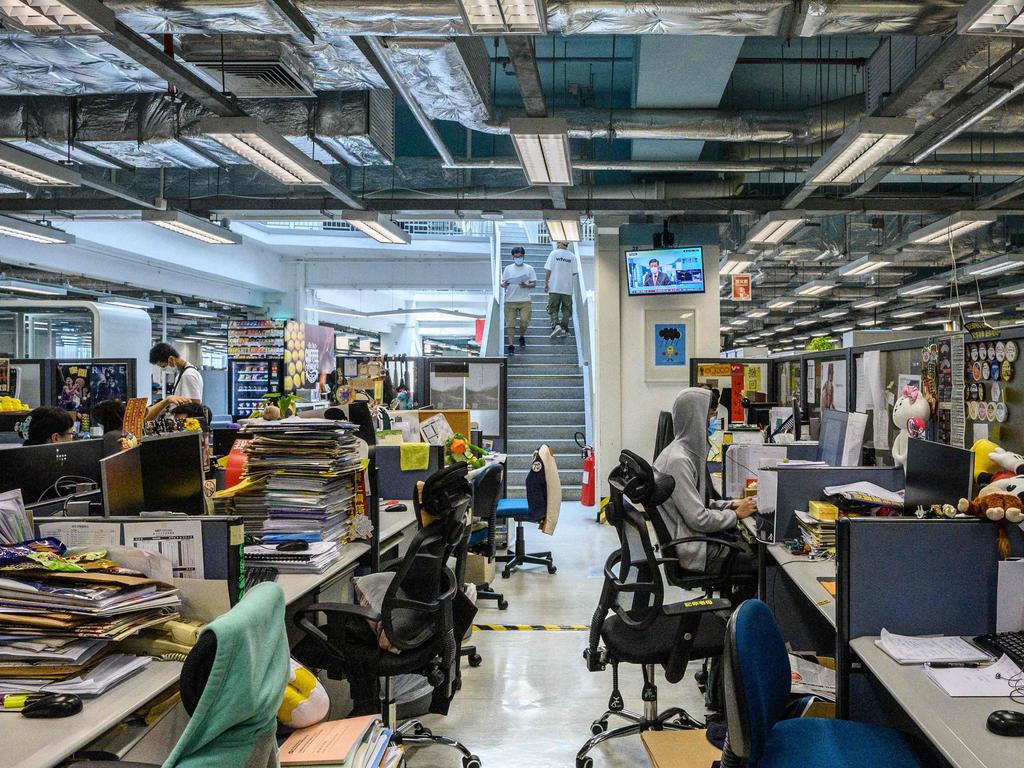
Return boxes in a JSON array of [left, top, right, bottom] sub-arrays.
[[0, 490, 31, 545], [243, 542, 340, 574], [875, 629, 993, 665], [788, 654, 837, 701], [280, 714, 397, 768], [822, 481, 904, 508], [795, 510, 836, 552], [0, 653, 152, 697], [925, 655, 1024, 697]]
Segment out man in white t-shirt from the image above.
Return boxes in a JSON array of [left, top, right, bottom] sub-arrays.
[[544, 241, 575, 338], [149, 342, 203, 403], [500, 246, 537, 355]]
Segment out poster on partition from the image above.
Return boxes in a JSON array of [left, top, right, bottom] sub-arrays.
[[820, 360, 847, 412], [56, 363, 92, 414], [89, 363, 128, 403], [0, 359, 8, 397], [731, 274, 752, 302]]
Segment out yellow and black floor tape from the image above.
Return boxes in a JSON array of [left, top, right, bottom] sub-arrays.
[[472, 623, 589, 631]]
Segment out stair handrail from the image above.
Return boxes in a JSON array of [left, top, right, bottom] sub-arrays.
[[482, 224, 505, 357], [570, 243, 596, 446]]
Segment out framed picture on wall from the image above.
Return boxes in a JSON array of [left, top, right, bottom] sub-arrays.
[[644, 309, 696, 382]]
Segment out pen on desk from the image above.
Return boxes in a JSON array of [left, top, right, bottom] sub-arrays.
[[925, 662, 989, 669]]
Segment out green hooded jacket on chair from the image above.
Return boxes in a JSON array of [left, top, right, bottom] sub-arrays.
[[163, 582, 291, 768]]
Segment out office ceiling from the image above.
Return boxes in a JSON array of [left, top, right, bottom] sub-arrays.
[[0, 1, 1024, 349]]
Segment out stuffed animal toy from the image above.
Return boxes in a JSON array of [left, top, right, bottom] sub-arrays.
[[277, 658, 329, 729], [891, 385, 931, 467], [958, 476, 1024, 558], [990, 447, 1024, 478]]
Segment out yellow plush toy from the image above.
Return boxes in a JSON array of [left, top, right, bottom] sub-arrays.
[[971, 439, 1002, 482], [277, 658, 330, 729]]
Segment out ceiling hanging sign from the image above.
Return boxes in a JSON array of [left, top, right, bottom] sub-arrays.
[[964, 320, 999, 339], [731, 274, 752, 302]]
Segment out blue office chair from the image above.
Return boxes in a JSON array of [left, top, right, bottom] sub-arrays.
[[496, 446, 560, 578], [722, 600, 927, 768]]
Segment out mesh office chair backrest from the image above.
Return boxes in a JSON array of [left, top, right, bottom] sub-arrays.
[[472, 462, 504, 558]]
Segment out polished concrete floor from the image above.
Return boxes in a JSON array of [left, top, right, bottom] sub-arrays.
[[414, 502, 709, 767]]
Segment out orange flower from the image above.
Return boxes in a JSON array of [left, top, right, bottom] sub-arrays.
[[450, 438, 467, 455]]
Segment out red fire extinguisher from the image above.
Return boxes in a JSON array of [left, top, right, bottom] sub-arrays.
[[577, 431, 596, 507]]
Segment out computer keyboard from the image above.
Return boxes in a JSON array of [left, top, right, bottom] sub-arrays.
[[973, 632, 1024, 669], [244, 566, 279, 593]]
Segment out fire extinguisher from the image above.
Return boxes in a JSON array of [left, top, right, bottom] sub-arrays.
[[577, 431, 596, 507]]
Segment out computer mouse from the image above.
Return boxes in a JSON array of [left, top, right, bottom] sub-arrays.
[[986, 710, 1024, 737], [21, 694, 82, 719], [385, 503, 407, 512], [276, 540, 308, 552]]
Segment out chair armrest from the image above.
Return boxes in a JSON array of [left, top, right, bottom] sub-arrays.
[[664, 596, 732, 616], [659, 535, 745, 553], [302, 602, 381, 622]]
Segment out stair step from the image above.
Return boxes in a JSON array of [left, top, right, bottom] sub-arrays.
[[507, 425, 585, 439], [509, 438, 584, 453], [508, 399, 585, 412], [508, 411, 585, 425], [506, 354, 579, 364], [508, 374, 584, 383], [507, 453, 584, 471], [509, 386, 585, 399]]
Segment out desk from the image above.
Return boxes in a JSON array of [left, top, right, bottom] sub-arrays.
[[1, 507, 419, 768], [851, 637, 1024, 768]]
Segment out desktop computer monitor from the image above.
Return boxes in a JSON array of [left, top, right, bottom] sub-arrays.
[[904, 438, 975, 513], [0, 438, 106, 506], [817, 409, 848, 466], [100, 447, 145, 516], [139, 432, 206, 516]]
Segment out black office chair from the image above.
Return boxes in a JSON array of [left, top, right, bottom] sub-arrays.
[[468, 462, 509, 611], [576, 451, 731, 768], [294, 463, 481, 768]]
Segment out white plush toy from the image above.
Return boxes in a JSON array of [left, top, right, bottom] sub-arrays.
[[891, 385, 931, 468]]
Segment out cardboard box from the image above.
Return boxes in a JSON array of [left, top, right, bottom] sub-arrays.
[[464, 552, 495, 585], [642, 730, 721, 768]]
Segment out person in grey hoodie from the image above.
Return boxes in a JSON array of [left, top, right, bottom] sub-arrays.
[[653, 387, 757, 573]]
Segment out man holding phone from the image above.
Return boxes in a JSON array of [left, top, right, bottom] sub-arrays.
[[500, 246, 537, 355]]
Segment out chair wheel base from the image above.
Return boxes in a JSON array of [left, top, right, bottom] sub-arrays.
[[497, 599, 509, 610], [463, 755, 482, 768], [468, 653, 482, 667], [590, 718, 608, 735], [576, 757, 594, 768]]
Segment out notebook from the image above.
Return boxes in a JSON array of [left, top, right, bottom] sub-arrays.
[[279, 715, 379, 766]]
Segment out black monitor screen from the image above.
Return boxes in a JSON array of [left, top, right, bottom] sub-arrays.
[[0, 439, 106, 506], [101, 447, 145, 516], [139, 432, 206, 516], [625, 247, 705, 296], [904, 439, 975, 513], [817, 410, 848, 466]]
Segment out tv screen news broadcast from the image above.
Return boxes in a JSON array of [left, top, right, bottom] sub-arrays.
[[625, 247, 706, 296]]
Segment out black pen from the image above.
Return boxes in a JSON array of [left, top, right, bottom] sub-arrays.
[[925, 661, 989, 669]]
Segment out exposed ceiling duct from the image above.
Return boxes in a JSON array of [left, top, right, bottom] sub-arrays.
[[797, 0, 962, 36]]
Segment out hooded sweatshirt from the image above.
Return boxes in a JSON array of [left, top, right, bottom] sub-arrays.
[[653, 387, 737, 572]]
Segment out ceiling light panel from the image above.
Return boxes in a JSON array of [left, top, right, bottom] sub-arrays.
[[898, 279, 946, 298], [835, 254, 895, 277], [543, 211, 581, 242], [0, 277, 66, 295], [202, 117, 330, 185], [0, 214, 74, 244], [999, 282, 1024, 297], [142, 209, 241, 245], [820, 309, 848, 319], [959, 0, 1024, 34], [509, 118, 572, 186], [963, 253, 1024, 277], [342, 211, 411, 244], [457, 0, 546, 33], [767, 298, 796, 309], [0, 0, 114, 34], [746, 309, 769, 318], [795, 279, 834, 297], [746, 211, 805, 245], [720, 256, 753, 276], [174, 307, 218, 319], [891, 309, 925, 318], [807, 117, 915, 185], [906, 211, 998, 245], [99, 296, 155, 310], [0, 142, 81, 186], [852, 297, 887, 309]]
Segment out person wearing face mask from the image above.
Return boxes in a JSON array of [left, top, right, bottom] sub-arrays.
[[653, 387, 757, 576], [500, 246, 537, 355]]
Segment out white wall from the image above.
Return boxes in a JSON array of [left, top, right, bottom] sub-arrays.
[[593, 221, 721, 495]]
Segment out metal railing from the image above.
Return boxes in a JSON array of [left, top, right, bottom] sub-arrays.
[[261, 220, 494, 238]]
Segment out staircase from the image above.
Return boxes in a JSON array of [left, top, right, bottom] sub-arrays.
[[504, 243, 585, 500]]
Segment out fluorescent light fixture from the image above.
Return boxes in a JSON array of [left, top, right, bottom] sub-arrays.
[[767, 298, 796, 310], [807, 117, 915, 185], [793, 334, 811, 341], [729, 318, 750, 327], [201, 117, 330, 185], [174, 307, 218, 319], [966, 309, 1000, 319], [852, 297, 887, 309], [0, 142, 81, 186], [793, 318, 818, 328], [0, 276, 66, 295], [0, 0, 114, 34], [891, 324, 916, 331], [820, 308, 848, 319], [746, 309, 769, 318], [774, 324, 792, 332], [907, 211, 998, 245], [509, 118, 572, 186], [98, 295, 154, 310], [342, 210, 411, 244], [142, 209, 241, 245], [720, 256, 753, 276], [543, 211, 581, 242], [746, 211, 805, 246], [835, 254, 895, 277], [922, 317, 953, 326], [0, 214, 74, 244], [795, 279, 834, 297], [963, 253, 1024, 277], [959, 0, 1024, 34], [833, 324, 855, 333], [898, 279, 946, 298], [999, 282, 1024, 297], [936, 297, 977, 309], [456, 0, 545, 33], [892, 308, 925, 318], [858, 318, 884, 327]]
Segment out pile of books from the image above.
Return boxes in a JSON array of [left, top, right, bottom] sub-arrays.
[[794, 502, 837, 553], [280, 714, 401, 768], [243, 541, 341, 575], [0, 543, 180, 696]]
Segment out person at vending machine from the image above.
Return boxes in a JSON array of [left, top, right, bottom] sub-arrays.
[[149, 342, 203, 403]]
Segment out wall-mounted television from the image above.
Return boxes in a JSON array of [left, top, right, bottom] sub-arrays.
[[625, 246, 706, 296]]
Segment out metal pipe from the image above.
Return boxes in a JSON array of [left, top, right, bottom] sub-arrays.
[[363, 180, 744, 200], [449, 158, 810, 172]]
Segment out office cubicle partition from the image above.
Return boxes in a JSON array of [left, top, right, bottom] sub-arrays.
[[801, 349, 855, 423], [376, 444, 444, 501], [426, 357, 508, 450], [690, 357, 775, 425]]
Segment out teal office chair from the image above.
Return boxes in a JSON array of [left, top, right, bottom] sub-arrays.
[[722, 600, 927, 768]]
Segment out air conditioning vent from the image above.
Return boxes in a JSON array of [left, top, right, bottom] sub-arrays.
[[183, 39, 313, 99]]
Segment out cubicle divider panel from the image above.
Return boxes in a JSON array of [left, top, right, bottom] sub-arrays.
[[375, 444, 444, 501], [774, 466, 906, 541]]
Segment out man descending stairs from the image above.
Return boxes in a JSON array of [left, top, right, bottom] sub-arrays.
[[504, 244, 585, 501]]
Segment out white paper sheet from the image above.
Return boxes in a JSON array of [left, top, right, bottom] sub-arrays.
[[876, 629, 993, 664], [38, 520, 121, 549], [997, 559, 1024, 633], [925, 655, 1023, 697], [123, 520, 205, 579], [841, 412, 868, 466]]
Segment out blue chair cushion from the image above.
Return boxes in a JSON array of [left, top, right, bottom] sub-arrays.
[[468, 528, 488, 547], [759, 717, 925, 768], [496, 499, 530, 519]]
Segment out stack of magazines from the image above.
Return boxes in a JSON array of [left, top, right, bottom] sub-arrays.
[[243, 541, 341, 574]]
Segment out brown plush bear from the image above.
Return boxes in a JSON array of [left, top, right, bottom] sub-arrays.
[[957, 492, 1022, 558]]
